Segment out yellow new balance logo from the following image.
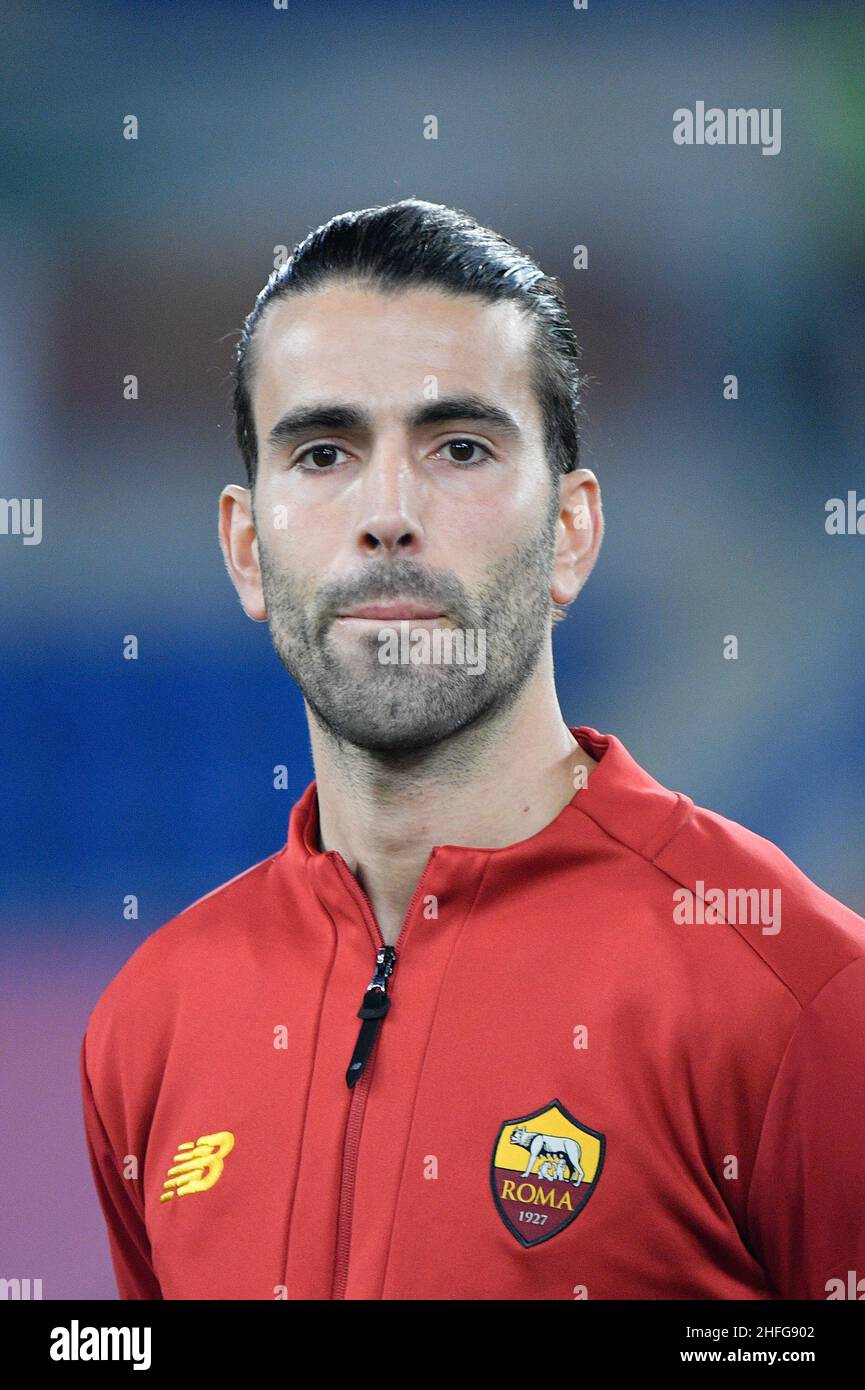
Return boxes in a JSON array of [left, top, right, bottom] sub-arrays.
[[160, 1131, 235, 1203]]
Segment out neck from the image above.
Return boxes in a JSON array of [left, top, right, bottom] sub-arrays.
[[308, 648, 597, 945]]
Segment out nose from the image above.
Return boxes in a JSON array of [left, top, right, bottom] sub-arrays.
[[353, 442, 424, 558]]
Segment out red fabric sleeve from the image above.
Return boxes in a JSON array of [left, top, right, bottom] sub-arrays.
[[79, 1032, 163, 1300], [746, 957, 865, 1300]]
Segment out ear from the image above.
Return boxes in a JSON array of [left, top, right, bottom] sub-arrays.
[[218, 484, 267, 621], [550, 469, 604, 607]]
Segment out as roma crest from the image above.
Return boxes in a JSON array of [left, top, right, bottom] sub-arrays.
[[490, 1098, 605, 1247]]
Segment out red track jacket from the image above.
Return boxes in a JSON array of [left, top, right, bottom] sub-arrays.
[[80, 727, 865, 1300]]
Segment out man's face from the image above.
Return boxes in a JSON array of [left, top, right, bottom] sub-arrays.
[[241, 281, 564, 754]]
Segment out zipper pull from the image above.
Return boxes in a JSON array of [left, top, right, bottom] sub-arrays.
[[345, 945, 396, 1088]]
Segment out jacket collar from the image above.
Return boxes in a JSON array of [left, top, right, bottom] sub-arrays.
[[284, 726, 692, 919]]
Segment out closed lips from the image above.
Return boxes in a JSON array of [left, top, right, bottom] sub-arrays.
[[338, 605, 444, 619]]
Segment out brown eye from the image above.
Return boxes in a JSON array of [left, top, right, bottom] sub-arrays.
[[296, 444, 347, 470], [439, 439, 491, 465], [448, 441, 476, 462]]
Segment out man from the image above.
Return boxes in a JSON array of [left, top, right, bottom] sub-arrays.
[[81, 199, 865, 1300]]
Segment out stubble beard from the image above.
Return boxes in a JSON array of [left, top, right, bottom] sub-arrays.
[[257, 491, 560, 756]]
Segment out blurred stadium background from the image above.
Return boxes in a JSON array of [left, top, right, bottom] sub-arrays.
[[1, 0, 862, 1296]]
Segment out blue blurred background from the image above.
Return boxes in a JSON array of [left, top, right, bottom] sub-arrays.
[[1, 0, 863, 1296]]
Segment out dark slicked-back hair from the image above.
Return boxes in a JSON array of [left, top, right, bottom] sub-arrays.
[[232, 199, 585, 491]]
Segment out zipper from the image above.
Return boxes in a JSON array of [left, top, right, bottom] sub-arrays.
[[345, 944, 396, 1087], [330, 849, 438, 1300]]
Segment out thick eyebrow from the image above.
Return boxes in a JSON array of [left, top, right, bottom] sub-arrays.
[[266, 404, 368, 453], [407, 395, 523, 439], [265, 394, 523, 453]]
